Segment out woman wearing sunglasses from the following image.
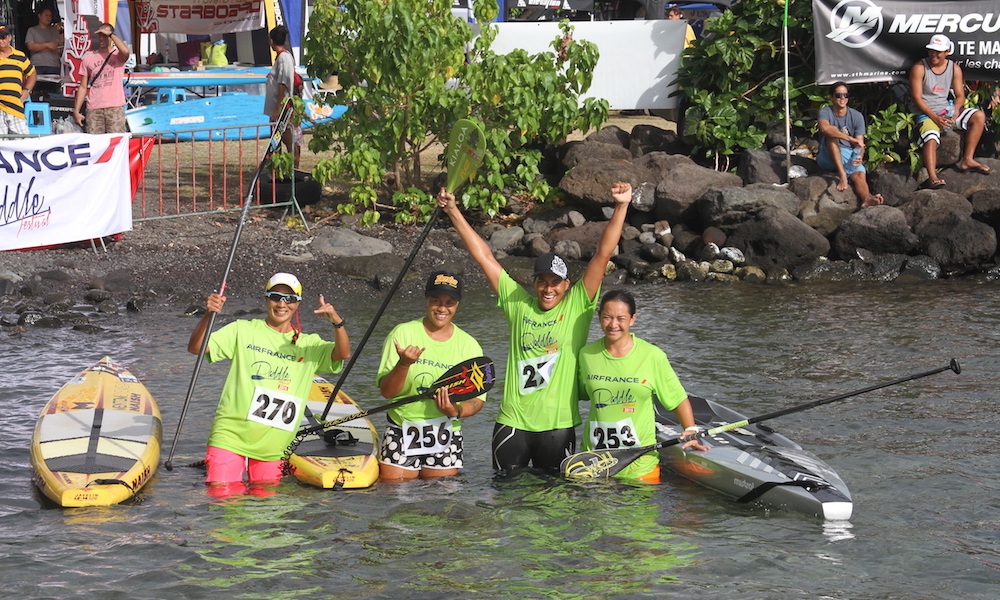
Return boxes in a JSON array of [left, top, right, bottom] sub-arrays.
[[817, 82, 883, 209], [187, 272, 351, 495]]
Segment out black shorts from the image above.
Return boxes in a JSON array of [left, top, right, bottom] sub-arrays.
[[491, 423, 575, 475]]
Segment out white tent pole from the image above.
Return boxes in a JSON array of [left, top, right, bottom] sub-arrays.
[[783, 0, 791, 183]]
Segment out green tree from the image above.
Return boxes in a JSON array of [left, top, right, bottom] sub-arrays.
[[303, 0, 607, 224]]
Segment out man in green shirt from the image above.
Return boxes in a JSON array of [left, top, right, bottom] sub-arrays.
[[438, 182, 631, 475]]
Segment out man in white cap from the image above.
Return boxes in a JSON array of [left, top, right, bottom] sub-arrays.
[[187, 273, 350, 496], [909, 34, 990, 188]]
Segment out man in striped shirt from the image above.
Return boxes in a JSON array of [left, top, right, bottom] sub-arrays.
[[0, 23, 36, 135]]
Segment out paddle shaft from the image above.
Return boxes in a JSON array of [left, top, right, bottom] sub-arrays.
[[164, 100, 294, 471], [564, 358, 962, 479], [319, 206, 442, 420]]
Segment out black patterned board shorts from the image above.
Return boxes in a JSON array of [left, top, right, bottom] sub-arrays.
[[379, 422, 464, 471]]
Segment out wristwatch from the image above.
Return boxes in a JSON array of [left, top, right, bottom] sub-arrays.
[[331, 319, 346, 329]]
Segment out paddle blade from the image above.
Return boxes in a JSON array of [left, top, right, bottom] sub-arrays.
[[433, 355, 496, 401], [561, 445, 654, 480], [444, 118, 486, 193]]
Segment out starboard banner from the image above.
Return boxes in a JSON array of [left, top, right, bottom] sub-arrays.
[[814, 0, 1000, 84], [0, 134, 133, 251], [134, 1, 266, 35]]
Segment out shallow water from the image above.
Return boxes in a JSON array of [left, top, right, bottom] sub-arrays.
[[1, 280, 998, 599]]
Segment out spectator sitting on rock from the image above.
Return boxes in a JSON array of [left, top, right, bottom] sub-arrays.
[[817, 81, 883, 209], [909, 34, 991, 188]]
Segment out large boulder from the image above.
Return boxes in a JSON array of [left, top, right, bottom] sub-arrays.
[[559, 159, 656, 213], [969, 187, 1000, 228], [726, 206, 831, 272], [868, 163, 920, 207], [737, 148, 820, 185], [698, 183, 801, 231], [938, 157, 1000, 197], [313, 228, 393, 257], [833, 205, 919, 258], [585, 125, 630, 148], [629, 124, 687, 157], [545, 220, 611, 260], [914, 210, 997, 270], [654, 163, 743, 226], [633, 152, 694, 182], [898, 189, 972, 228], [791, 174, 858, 236], [561, 140, 633, 171]]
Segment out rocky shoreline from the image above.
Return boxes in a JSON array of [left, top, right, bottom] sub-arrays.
[[6, 120, 1000, 333]]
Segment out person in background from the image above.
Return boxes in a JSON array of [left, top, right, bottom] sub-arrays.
[[909, 34, 991, 188], [25, 6, 62, 76], [578, 289, 708, 483], [0, 22, 36, 135], [265, 25, 299, 163], [376, 271, 486, 480], [438, 182, 631, 476], [817, 82, 883, 209], [72, 22, 129, 133], [666, 5, 696, 50], [187, 273, 350, 496]]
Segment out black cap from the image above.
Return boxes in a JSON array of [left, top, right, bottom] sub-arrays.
[[0, 24, 11, 37], [425, 270, 463, 301], [532, 252, 569, 280]]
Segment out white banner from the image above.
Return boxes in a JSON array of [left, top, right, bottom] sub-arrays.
[[0, 133, 133, 251], [135, 1, 266, 35]]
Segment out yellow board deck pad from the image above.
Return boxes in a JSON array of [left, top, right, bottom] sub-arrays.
[[30, 357, 162, 507]]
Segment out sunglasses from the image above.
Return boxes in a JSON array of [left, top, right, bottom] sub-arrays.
[[833, 93, 849, 99], [264, 291, 302, 304]]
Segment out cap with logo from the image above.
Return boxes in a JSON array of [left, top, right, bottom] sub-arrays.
[[425, 270, 463, 301], [532, 252, 569, 280], [926, 34, 953, 53], [0, 23, 11, 37], [266, 272, 303, 296]]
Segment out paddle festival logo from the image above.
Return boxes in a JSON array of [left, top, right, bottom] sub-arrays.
[[0, 135, 126, 241]]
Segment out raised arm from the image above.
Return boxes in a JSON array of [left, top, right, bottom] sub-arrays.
[[378, 341, 424, 399], [315, 295, 350, 361], [581, 182, 630, 301], [437, 189, 502, 293]]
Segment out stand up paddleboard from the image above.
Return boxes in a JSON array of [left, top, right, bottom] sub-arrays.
[[288, 376, 379, 490], [30, 357, 162, 507]]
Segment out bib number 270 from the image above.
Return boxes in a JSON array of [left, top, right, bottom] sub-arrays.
[[246, 386, 302, 432], [517, 352, 558, 395]]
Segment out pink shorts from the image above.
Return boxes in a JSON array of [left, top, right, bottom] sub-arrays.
[[205, 446, 284, 484]]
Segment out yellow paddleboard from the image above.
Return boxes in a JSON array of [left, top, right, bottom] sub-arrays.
[[288, 376, 379, 489], [30, 357, 162, 507]]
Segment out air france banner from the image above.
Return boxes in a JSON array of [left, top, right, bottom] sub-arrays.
[[134, 1, 265, 35], [1, 134, 132, 251], [814, 0, 1000, 84]]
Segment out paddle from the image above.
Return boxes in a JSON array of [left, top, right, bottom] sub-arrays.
[[317, 117, 486, 421], [562, 358, 962, 480], [164, 99, 295, 471], [301, 355, 495, 438]]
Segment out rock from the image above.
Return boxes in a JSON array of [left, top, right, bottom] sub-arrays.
[[707, 272, 739, 282], [629, 181, 657, 213], [869, 163, 920, 207], [560, 140, 633, 171], [546, 221, 609, 260], [727, 206, 831, 272], [660, 263, 677, 279], [710, 259, 735, 274], [738, 148, 819, 185], [553, 240, 583, 260], [629, 124, 686, 157], [43, 292, 72, 306], [522, 217, 555, 235], [18, 311, 44, 325], [20, 280, 44, 297], [899, 189, 972, 229], [97, 300, 119, 314], [914, 210, 997, 271], [675, 260, 710, 281], [640, 242, 669, 262], [969, 187, 1000, 228], [720, 246, 745, 265], [489, 226, 525, 252], [654, 163, 743, 226], [126, 297, 146, 312], [792, 174, 858, 236], [312, 228, 394, 258], [633, 152, 694, 182], [734, 265, 767, 282], [700, 242, 721, 261], [940, 158, 1000, 197], [701, 226, 726, 247], [585, 125, 630, 148], [85, 289, 113, 302], [621, 225, 641, 241], [329, 252, 406, 281], [32, 316, 64, 328], [833, 205, 919, 258], [38, 269, 72, 282], [698, 183, 801, 231], [897, 255, 942, 281], [559, 159, 656, 212], [73, 324, 105, 334], [524, 233, 551, 257], [793, 259, 858, 282]]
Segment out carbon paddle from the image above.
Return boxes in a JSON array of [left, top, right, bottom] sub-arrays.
[[302, 355, 495, 437], [164, 99, 295, 471], [562, 358, 962, 480], [317, 118, 487, 420]]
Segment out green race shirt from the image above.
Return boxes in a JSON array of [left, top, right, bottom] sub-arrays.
[[206, 319, 341, 461], [578, 335, 687, 479], [377, 319, 485, 429], [496, 270, 597, 431]]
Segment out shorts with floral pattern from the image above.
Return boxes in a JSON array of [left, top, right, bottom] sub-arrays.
[[379, 422, 464, 471]]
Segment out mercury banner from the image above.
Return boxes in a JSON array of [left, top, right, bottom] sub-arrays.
[[0, 134, 133, 251], [134, 1, 266, 35], [814, 0, 1000, 84]]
